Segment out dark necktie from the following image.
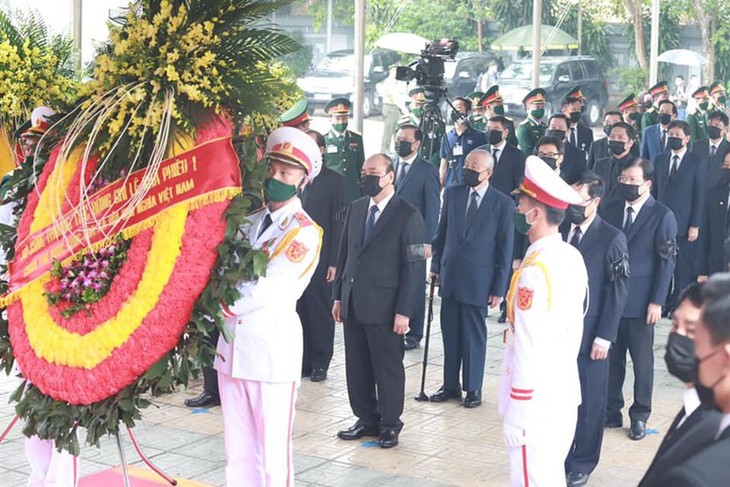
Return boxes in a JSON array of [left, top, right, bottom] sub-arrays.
[[492, 148, 499, 169], [660, 129, 667, 150], [570, 226, 582, 247], [571, 128, 577, 146], [364, 205, 379, 241], [397, 162, 409, 187], [711, 144, 717, 160], [624, 206, 634, 234], [670, 154, 680, 181], [258, 213, 272, 238], [465, 191, 479, 227]]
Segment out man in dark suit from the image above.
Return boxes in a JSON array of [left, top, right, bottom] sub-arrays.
[[546, 114, 586, 184], [392, 124, 440, 350], [296, 130, 347, 382], [561, 171, 630, 487], [652, 120, 707, 310], [698, 151, 730, 280], [562, 95, 593, 155], [640, 100, 676, 162], [594, 122, 639, 206], [693, 111, 730, 184], [639, 283, 722, 487], [656, 279, 730, 486], [333, 154, 426, 449], [478, 115, 526, 196], [588, 111, 622, 171], [429, 148, 514, 408], [600, 157, 678, 441]]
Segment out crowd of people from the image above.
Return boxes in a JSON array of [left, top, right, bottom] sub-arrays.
[[208, 75, 730, 486]]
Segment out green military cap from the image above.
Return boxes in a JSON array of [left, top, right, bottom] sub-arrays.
[[479, 85, 502, 107], [710, 82, 726, 96], [692, 86, 710, 98], [523, 88, 546, 106], [325, 97, 351, 115], [409, 87, 425, 98], [279, 99, 310, 128], [467, 91, 484, 104], [648, 81, 669, 98], [617, 94, 638, 111], [565, 85, 584, 102]]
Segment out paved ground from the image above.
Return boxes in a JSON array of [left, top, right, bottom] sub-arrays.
[[0, 296, 684, 486]]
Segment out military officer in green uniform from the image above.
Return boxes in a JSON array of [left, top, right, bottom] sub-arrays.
[[709, 81, 728, 114], [618, 94, 642, 141], [516, 88, 547, 155], [323, 98, 365, 202], [467, 91, 486, 132], [641, 81, 670, 131], [396, 87, 443, 166], [279, 99, 311, 130], [686, 86, 710, 144], [479, 85, 519, 147]]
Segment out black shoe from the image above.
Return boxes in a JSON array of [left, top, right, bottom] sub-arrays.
[[629, 420, 646, 440], [604, 417, 623, 429], [404, 337, 420, 350], [337, 421, 380, 441], [184, 391, 220, 408], [310, 367, 327, 382], [463, 391, 482, 408], [378, 427, 400, 448], [429, 386, 461, 402], [566, 472, 590, 487]]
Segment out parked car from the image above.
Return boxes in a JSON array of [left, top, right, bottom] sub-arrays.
[[498, 56, 609, 125], [297, 49, 400, 118], [439, 51, 498, 113]]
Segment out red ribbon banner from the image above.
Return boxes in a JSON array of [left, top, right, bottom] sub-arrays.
[[9, 136, 241, 293]]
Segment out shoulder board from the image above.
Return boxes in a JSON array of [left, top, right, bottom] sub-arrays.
[[348, 129, 362, 137], [294, 211, 314, 227]]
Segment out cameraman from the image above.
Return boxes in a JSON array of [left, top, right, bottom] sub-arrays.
[[439, 97, 487, 187]]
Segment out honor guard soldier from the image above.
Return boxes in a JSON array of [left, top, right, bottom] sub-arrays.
[[619, 94, 643, 139], [642, 82, 670, 130], [467, 91, 486, 132], [500, 155, 588, 486], [686, 86, 710, 144], [324, 97, 365, 202], [279, 99, 311, 130], [709, 81, 728, 114], [215, 127, 323, 486], [397, 87, 443, 166], [479, 86, 519, 147], [516, 88, 547, 155]]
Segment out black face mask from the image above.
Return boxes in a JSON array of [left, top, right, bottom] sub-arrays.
[[609, 140, 626, 155], [569, 111, 582, 123], [546, 129, 566, 140], [693, 348, 726, 410], [659, 113, 672, 126], [487, 130, 503, 145], [603, 125, 613, 137], [542, 157, 558, 169], [462, 168, 482, 187], [566, 204, 588, 225], [667, 136, 684, 151], [394, 140, 413, 158], [360, 174, 384, 197], [708, 125, 723, 140], [619, 182, 642, 202], [665, 332, 696, 384]]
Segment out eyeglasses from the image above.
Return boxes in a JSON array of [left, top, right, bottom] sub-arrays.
[[617, 176, 645, 184]]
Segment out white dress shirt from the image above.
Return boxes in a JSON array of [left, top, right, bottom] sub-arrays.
[[368, 190, 395, 225]]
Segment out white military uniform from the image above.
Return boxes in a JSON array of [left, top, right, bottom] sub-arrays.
[[214, 126, 323, 487], [499, 156, 588, 487]]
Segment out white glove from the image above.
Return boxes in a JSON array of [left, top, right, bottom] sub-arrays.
[[503, 422, 527, 447]]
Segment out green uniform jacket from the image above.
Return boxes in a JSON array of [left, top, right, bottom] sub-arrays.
[[686, 110, 709, 144], [324, 128, 365, 202], [516, 118, 546, 155], [641, 108, 658, 132]]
